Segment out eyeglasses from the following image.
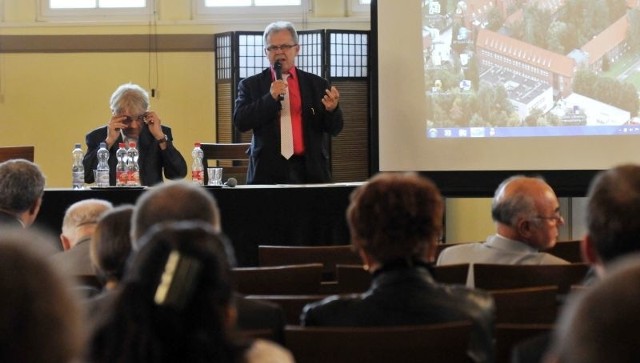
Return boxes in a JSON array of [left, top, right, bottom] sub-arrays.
[[265, 44, 298, 52], [532, 212, 564, 224]]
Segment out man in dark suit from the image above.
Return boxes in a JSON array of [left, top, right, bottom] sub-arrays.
[[233, 21, 343, 184], [83, 83, 187, 186], [0, 159, 46, 229]]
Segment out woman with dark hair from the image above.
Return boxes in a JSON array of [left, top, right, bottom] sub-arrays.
[[87, 221, 293, 363]]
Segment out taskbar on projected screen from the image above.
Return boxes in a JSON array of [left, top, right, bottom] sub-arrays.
[[426, 125, 640, 139]]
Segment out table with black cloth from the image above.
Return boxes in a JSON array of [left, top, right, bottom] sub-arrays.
[[34, 183, 359, 266]]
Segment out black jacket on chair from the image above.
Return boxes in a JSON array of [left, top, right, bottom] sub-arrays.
[[302, 260, 496, 363], [83, 125, 187, 187], [233, 67, 343, 184]]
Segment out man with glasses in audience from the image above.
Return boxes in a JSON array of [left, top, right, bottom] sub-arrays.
[[83, 82, 187, 186], [233, 21, 343, 184], [437, 175, 569, 286]]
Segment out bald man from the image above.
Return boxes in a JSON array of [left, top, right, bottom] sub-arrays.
[[50, 199, 113, 277], [437, 175, 569, 286]]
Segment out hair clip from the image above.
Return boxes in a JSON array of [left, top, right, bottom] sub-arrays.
[[154, 250, 202, 311]]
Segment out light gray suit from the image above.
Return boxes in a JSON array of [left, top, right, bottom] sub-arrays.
[[436, 234, 569, 286]]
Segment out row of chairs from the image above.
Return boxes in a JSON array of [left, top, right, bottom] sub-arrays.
[[233, 262, 590, 296]]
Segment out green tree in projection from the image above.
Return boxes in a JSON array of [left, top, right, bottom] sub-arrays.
[[573, 70, 599, 99], [547, 21, 574, 54], [594, 77, 619, 105], [607, 0, 627, 21], [629, 9, 640, 51], [588, 0, 610, 36], [619, 83, 640, 117], [464, 56, 480, 92], [522, 6, 552, 48], [486, 6, 504, 32]]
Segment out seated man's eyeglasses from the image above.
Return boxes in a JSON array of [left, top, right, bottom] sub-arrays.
[[266, 44, 298, 52], [532, 212, 564, 223]]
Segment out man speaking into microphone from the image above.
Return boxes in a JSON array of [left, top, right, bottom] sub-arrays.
[[233, 21, 343, 184]]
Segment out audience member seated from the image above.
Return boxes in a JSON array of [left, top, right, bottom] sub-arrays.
[[0, 228, 84, 363], [302, 172, 495, 363], [87, 221, 293, 363], [85, 204, 134, 320], [437, 175, 569, 286], [50, 199, 113, 278], [513, 163, 640, 363], [0, 159, 46, 229], [580, 164, 640, 282], [544, 254, 640, 363], [131, 180, 285, 341]]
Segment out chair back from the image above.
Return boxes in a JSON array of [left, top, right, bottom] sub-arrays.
[[0, 146, 34, 162], [232, 263, 323, 295], [259, 245, 361, 281], [335, 264, 371, 293], [284, 322, 473, 363], [432, 263, 470, 285], [244, 294, 328, 325], [199, 142, 250, 185], [546, 240, 582, 263], [473, 263, 590, 294], [490, 286, 559, 324]]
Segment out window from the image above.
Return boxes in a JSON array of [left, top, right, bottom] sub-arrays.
[[195, 0, 307, 22], [49, 0, 146, 8], [205, 0, 301, 6], [41, 0, 152, 20]]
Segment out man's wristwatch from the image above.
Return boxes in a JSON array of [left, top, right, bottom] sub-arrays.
[[157, 134, 168, 145]]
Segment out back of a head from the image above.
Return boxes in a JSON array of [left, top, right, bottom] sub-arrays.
[[132, 181, 221, 246], [0, 159, 46, 214], [0, 229, 83, 363], [62, 199, 113, 235], [347, 172, 443, 263], [550, 254, 640, 363], [91, 205, 134, 283], [491, 175, 545, 226], [586, 164, 640, 264], [89, 221, 239, 363]]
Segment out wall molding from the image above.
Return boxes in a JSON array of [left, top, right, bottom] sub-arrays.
[[0, 34, 215, 53]]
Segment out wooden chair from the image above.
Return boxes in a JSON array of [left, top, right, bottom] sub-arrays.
[[494, 323, 554, 363], [0, 146, 34, 162], [547, 240, 583, 263], [432, 263, 470, 285], [244, 294, 328, 325], [284, 322, 473, 363], [473, 263, 590, 295], [335, 264, 371, 293], [258, 245, 361, 281], [232, 263, 323, 295], [490, 286, 559, 324], [200, 142, 250, 185]]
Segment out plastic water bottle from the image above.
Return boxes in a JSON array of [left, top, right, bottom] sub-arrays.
[[96, 142, 110, 187], [126, 142, 141, 186], [72, 143, 85, 190], [115, 143, 128, 186], [191, 142, 204, 185]]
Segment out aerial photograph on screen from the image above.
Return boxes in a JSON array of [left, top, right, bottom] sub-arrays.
[[424, 0, 640, 138]]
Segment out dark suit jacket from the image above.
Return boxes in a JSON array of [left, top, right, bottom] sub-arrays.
[[233, 67, 343, 184], [302, 262, 496, 363], [83, 125, 187, 186]]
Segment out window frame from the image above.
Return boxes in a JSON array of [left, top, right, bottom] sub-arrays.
[[39, 0, 154, 22], [194, 0, 309, 23]]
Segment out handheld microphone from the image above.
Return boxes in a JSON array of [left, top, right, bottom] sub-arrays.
[[274, 61, 284, 101], [224, 177, 238, 188]]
